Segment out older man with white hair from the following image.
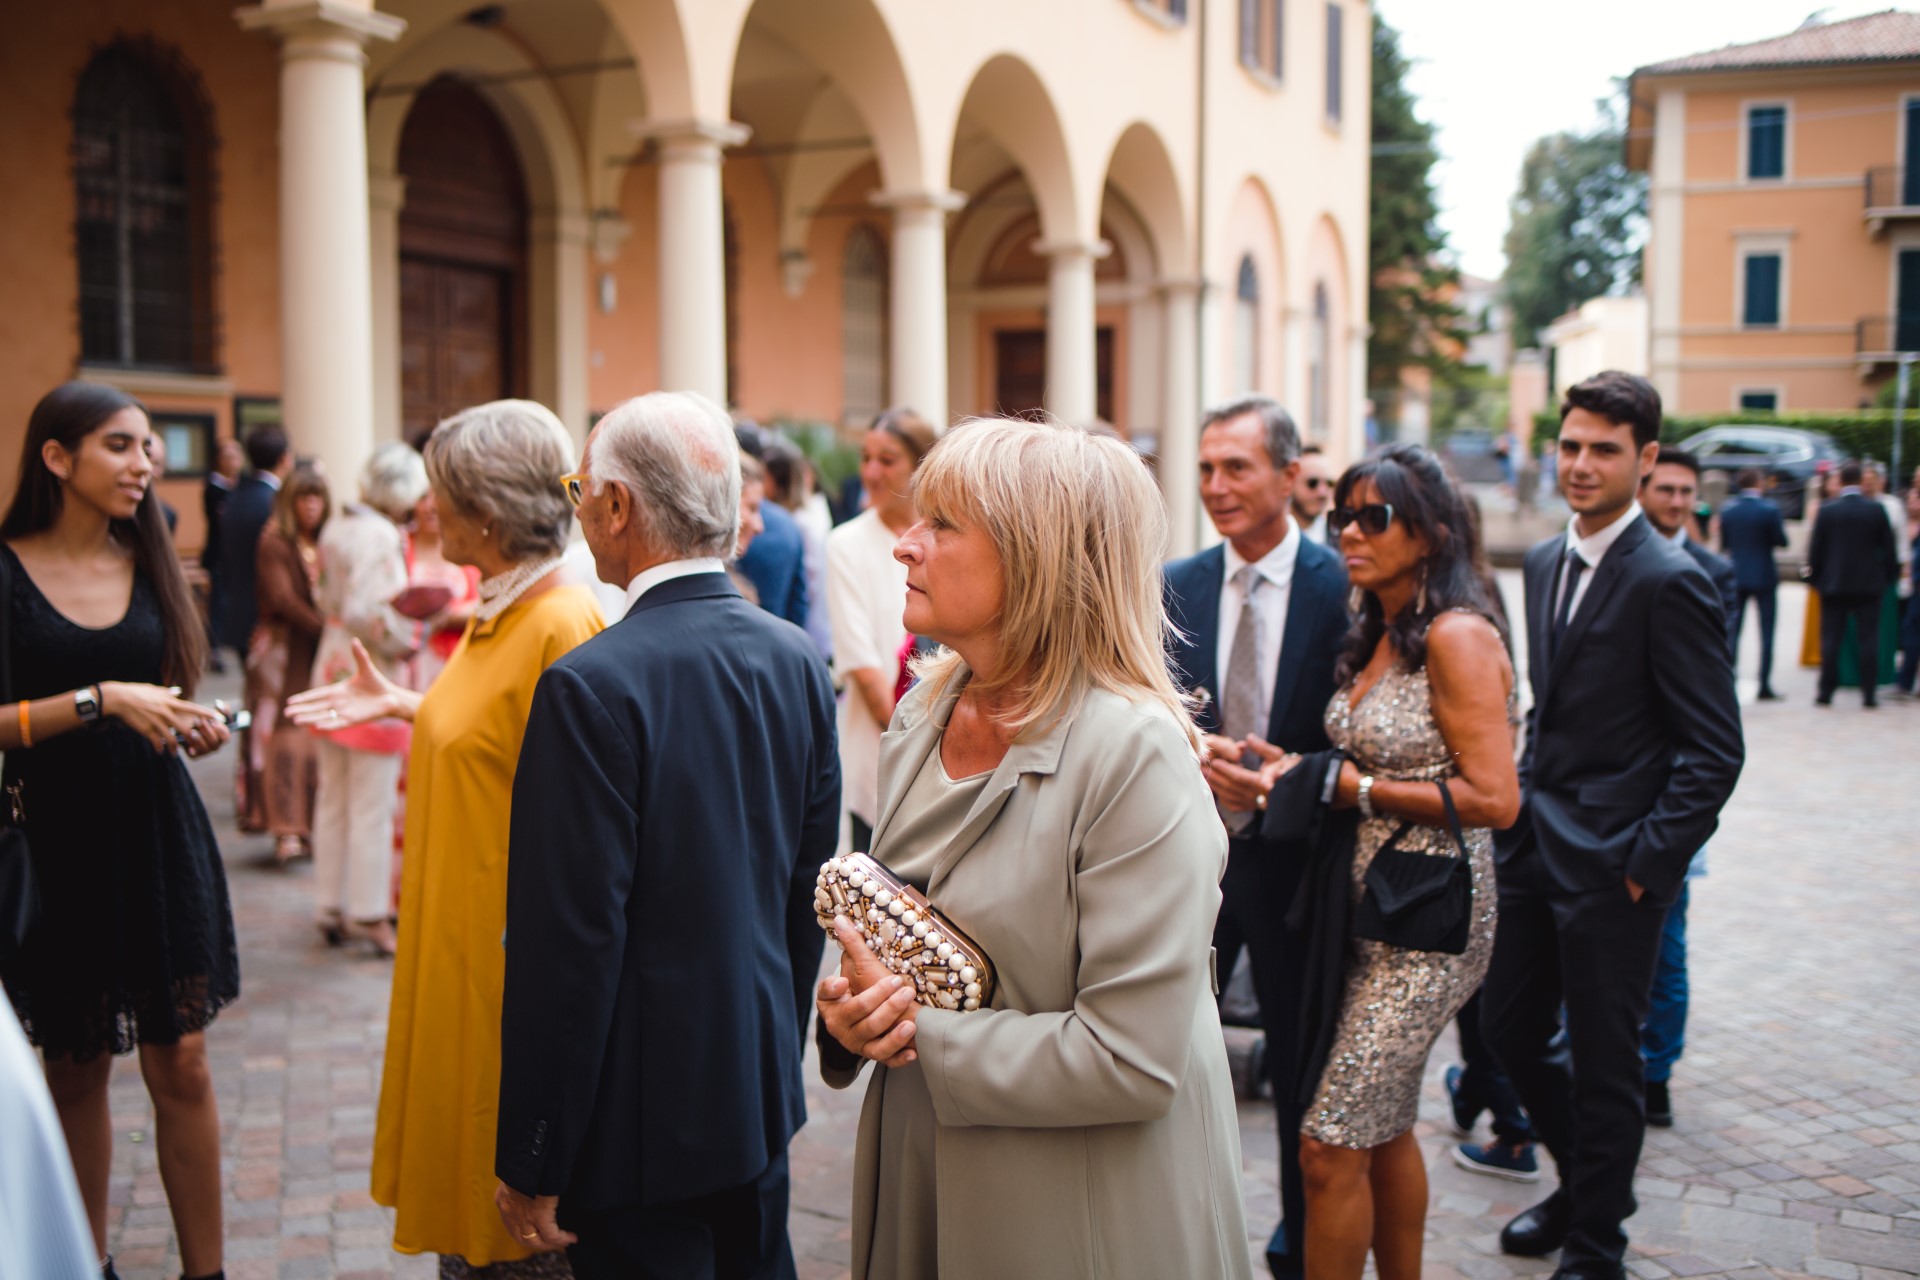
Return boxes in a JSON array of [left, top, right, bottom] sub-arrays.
[[492, 391, 841, 1280]]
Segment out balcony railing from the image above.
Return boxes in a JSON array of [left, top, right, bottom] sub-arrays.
[[1857, 315, 1920, 360], [1865, 168, 1920, 234]]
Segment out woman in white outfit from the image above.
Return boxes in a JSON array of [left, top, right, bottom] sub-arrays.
[[826, 408, 938, 851], [307, 443, 428, 956]]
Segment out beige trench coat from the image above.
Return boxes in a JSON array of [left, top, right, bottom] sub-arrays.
[[825, 676, 1253, 1279]]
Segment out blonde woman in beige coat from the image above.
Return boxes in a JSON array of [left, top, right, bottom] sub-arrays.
[[816, 417, 1253, 1280]]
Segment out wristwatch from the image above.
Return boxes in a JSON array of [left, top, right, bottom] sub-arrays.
[[74, 685, 101, 723], [1357, 773, 1376, 819]]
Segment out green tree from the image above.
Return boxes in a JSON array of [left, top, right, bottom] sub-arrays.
[[1367, 17, 1470, 434], [1501, 97, 1648, 348]]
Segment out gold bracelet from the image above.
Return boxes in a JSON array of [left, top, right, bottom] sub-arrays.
[[17, 700, 31, 748]]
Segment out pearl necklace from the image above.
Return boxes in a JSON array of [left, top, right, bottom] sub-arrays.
[[474, 555, 566, 622]]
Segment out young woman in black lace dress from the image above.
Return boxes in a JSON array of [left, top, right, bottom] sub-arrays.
[[0, 382, 240, 1280]]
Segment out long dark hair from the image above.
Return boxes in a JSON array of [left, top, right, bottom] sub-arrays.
[[1, 382, 208, 694], [1332, 442, 1505, 684]]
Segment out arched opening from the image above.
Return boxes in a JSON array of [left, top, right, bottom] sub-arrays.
[[73, 40, 218, 372], [396, 76, 529, 444], [841, 223, 888, 425], [1234, 256, 1261, 395], [972, 211, 1127, 421]]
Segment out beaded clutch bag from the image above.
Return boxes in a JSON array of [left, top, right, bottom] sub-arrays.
[[815, 852, 996, 1011]]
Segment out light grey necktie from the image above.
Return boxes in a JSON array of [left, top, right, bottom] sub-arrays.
[[1221, 565, 1264, 831]]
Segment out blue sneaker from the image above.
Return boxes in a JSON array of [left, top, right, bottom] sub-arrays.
[[1453, 1140, 1541, 1182], [1443, 1064, 1477, 1138]]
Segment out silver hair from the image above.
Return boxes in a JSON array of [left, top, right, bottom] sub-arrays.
[[358, 442, 429, 522], [589, 392, 741, 558], [1200, 395, 1302, 468], [423, 399, 576, 562]]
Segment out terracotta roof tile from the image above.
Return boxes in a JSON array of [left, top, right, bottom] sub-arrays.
[[1636, 9, 1920, 75]]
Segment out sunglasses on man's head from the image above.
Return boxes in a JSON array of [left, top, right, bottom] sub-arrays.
[[1328, 502, 1397, 536]]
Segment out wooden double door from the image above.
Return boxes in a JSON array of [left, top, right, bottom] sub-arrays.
[[397, 77, 528, 445], [992, 327, 1116, 423]]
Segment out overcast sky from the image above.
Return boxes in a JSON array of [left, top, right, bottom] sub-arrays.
[[1371, 0, 1898, 282]]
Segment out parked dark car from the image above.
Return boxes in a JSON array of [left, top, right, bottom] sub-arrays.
[[1680, 425, 1843, 519]]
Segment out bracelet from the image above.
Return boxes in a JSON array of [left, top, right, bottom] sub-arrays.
[[16, 700, 30, 748], [1357, 773, 1375, 819]]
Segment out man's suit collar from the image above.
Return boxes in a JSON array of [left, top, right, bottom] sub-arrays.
[[618, 570, 738, 620]]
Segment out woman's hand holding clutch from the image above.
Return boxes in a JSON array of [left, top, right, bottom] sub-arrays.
[[817, 917, 920, 1068]]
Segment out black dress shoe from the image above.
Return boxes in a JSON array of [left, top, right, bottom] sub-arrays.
[[1549, 1267, 1624, 1280], [1500, 1189, 1571, 1257], [1756, 688, 1784, 701], [1647, 1078, 1674, 1128]]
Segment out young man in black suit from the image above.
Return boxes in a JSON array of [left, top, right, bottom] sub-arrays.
[[201, 438, 244, 672], [1641, 448, 1738, 655], [1163, 396, 1348, 1278], [1716, 468, 1789, 699], [1808, 460, 1900, 709], [1484, 372, 1744, 1280], [494, 392, 840, 1280]]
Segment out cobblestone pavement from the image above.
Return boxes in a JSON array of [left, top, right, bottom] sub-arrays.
[[103, 580, 1919, 1279]]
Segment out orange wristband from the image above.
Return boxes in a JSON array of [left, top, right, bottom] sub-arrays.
[[16, 700, 30, 748]]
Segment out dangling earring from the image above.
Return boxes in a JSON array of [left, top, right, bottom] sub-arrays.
[[1416, 567, 1429, 615], [1349, 586, 1365, 614]]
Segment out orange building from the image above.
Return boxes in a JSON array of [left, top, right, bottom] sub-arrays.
[[1628, 11, 1920, 415], [0, 0, 1373, 559]]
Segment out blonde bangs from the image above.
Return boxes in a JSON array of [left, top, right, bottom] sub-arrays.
[[910, 417, 1201, 753]]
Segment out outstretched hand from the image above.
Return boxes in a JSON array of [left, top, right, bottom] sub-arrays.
[[285, 638, 401, 729], [816, 917, 918, 1068]]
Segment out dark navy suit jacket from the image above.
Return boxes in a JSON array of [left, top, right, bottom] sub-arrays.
[[1717, 493, 1788, 592], [219, 474, 277, 644], [1678, 534, 1740, 660], [496, 572, 840, 1211], [1163, 534, 1350, 759], [736, 500, 809, 628]]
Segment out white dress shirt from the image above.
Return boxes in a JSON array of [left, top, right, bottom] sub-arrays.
[[1556, 501, 1644, 625], [1217, 516, 1302, 723], [622, 557, 726, 617]]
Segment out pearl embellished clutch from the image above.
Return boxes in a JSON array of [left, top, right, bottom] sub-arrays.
[[815, 852, 996, 1012]]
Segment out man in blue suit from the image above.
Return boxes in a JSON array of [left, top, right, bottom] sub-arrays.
[[495, 392, 840, 1279], [1163, 396, 1348, 1278], [733, 422, 809, 627], [1717, 467, 1789, 700]]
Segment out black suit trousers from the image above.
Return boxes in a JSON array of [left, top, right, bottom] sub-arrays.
[[1735, 586, 1778, 691], [1481, 858, 1670, 1269], [1818, 592, 1883, 701], [1214, 831, 1310, 1270], [561, 1152, 796, 1280]]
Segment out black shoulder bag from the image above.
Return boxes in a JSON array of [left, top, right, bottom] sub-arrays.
[[0, 550, 40, 964], [1351, 781, 1472, 955]]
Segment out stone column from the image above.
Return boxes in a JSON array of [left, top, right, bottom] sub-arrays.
[[1039, 239, 1108, 425], [367, 169, 405, 446], [633, 118, 749, 404], [239, 0, 404, 488], [1159, 280, 1202, 556], [529, 210, 592, 439], [872, 189, 965, 426]]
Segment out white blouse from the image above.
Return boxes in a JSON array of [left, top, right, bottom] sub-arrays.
[[826, 509, 910, 826]]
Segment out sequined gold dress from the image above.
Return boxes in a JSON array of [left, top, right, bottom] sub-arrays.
[[1303, 660, 1500, 1150]]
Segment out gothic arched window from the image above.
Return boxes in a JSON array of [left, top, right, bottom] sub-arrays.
[[73, 41, 218, 371], [841, 224, 888, 426], [1233, 255, 1260, 394]]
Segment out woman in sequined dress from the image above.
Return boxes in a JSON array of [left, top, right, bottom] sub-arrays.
[[1257, 443, 1520, 1280]]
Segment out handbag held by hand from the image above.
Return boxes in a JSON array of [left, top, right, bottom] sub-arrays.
[[815, 851, 996, 1011], [1351, 781, 1473, 955]]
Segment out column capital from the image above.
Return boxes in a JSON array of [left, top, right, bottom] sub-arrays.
[[236, 1, 405, 47], [631, 117, 752, 155], [1154, 276, 1204, 298], [1034, 238, 1113, 263], [869, 188, 967, 215]]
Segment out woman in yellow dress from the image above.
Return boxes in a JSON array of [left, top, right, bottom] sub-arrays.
[[290, 401, 602, 1278]]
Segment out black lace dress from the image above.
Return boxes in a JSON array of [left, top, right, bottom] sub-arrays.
[[0, 545, 239, 1059]]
